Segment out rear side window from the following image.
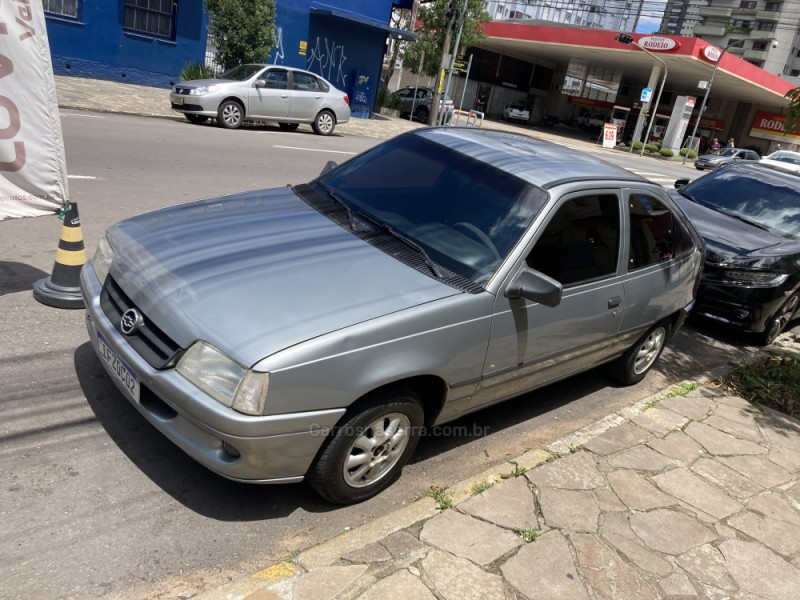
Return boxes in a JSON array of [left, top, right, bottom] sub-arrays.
[[527, 195, 620, 286], [292, 72, 322, 92], [628, 194, 693, 270]]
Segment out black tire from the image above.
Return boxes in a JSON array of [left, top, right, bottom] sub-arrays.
[[414, 106, 429, 123], [307, 389, 424, 504], [695, 166, 704, 171], [612, 321, 671, 385], [278, 123, 299, 131], [757, 293, 799, 346], [216, 100, 244, 129], [312, 110, 336, 136], [185, 114, 208, 124]]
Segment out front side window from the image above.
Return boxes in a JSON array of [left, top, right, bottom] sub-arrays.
[[44, 0, 79, 18], [629, 194, 693, 270], [124, 0, 176, 39], [527, 195, 620, 286], [259, 69, 288, 89]]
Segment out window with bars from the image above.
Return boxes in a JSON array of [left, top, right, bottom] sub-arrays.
[[124, 0, 176, 39], [44, 0, 79, 19]]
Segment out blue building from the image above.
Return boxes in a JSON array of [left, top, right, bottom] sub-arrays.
[[44, 0, 416, 117]]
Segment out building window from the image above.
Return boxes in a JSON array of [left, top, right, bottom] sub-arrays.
[[124, 0, 176, 39], [756, 22, 776, 31], [739, 0, 756, 8], [765, 2, 782, 10], [791, 69, 800, 77], [43, 0, 79, 19]]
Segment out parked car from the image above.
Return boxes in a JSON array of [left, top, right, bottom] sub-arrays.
[[170, 63, 350, 135], [81, 128, 703, 504], [694, 147, 760, 171], [390, 86, 454, 123], [502, 102, 530, 124], [760, 150, 800, 175], [672, 162, 800, 344]]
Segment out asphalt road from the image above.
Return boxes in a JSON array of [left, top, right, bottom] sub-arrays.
[[0, 112, 772, 600]]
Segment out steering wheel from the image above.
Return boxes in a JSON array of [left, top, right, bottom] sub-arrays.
[[453, 222, 501, 261]]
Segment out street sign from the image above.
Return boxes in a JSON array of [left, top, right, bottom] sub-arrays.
[[641, 88, 653, 103], [453, 58, 468, 73]]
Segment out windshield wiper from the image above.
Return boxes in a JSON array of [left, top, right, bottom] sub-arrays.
[[357, 211, 443, 279], [317, 181, 355, 230]]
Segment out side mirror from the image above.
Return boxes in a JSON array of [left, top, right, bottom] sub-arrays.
[[320, 160, 338, 176], [504, 267, 563, 307], [254, 80, 267, 88], [674, 178, 690, 189]]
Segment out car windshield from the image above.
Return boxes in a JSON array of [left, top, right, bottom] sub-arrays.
[[317, 132, 548, 283], [220, 64, 264, 81], [682, 167, 800, 237], [711, 148, 737, 157]]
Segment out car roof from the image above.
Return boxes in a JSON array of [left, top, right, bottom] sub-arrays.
[[709, 161, 800, 180], [415, 127, 647, 189]]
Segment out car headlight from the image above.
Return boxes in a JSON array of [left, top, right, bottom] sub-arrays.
[[177, 341, 270, 415], [722, 270, 788, 287], [188, 85, 219, 96], [92, 235, 114, 285]]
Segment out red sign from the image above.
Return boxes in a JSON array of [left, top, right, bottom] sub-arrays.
[[750, 111, 800, 142], [566, 96, 615, 110], [703, 46, 722, 62]]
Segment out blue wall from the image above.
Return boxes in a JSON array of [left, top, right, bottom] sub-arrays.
[[45, 0, 402, 112], [46, 2, 207, 88]]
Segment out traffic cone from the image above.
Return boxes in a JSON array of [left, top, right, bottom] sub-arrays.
[[33, 202, 87, 309]]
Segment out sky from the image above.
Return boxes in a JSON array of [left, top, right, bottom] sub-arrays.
[[635, 1, 668, 34]]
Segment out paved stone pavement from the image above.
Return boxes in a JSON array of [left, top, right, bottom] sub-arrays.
[[191, 333, 800, 600], [54, 75, 800, 599]]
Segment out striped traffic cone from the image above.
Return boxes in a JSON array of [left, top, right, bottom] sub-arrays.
[[33, 202, 87, 309]]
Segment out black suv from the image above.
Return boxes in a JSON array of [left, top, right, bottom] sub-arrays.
[[671, 162, 800, 344]]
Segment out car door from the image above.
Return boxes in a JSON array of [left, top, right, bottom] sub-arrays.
[[473, 190, 625, 409], [288, 71, 325, 121], [248, 68, 290, 119], [608, 188, 700, 356]]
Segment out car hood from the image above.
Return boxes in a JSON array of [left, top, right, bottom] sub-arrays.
[[175, 78, 244, 89], [672, 193, 800, 264], [106, 188, 459, 366]]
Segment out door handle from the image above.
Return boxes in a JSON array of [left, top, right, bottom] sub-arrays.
[[608, 296, 622, 308], [281, 94, 289, 99]]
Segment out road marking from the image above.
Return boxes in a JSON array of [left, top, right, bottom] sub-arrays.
[[67, 175, 99, 180], [273, 145, 357, 155], [62, 112, 105, 119]]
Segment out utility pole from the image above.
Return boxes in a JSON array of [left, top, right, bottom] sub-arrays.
[[440, 0, 470, 125], [431, 0, 458, 126]]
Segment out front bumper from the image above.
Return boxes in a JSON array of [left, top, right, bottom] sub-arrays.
[[80, 263, 345, 483], [693, 280, 792, 333], [169, 92, 221, 116]]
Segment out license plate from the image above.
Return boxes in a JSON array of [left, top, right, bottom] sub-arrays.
[[174, 97, 183, 105], [97, 332, 140, 403]]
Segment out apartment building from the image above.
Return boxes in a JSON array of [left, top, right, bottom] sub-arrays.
[[660, 0, 706, 36], [483, 1, 645, 32]]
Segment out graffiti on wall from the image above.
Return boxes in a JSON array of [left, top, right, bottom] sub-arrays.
[[272, 26, 285, 64], [307, 37, 348, 89]]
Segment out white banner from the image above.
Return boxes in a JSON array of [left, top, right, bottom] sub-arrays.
[[0, 0, 68, 220]]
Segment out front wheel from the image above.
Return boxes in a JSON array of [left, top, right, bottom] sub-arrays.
[[612, 321, 670, 385], [414, 106, 429, 124], [217, 100, 244, 129], [185, 114, 208, 124], [758, 293, 799, 346], [312, 110, 336, 136], [307, 390, 424, 504]]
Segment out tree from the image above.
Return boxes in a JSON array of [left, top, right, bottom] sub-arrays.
[[784, 87, 800, 135], [207, 0, 277, 70], [402, 0, 490, 79]]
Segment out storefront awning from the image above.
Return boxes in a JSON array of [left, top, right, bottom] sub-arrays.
[[310, 2, 418, 41]]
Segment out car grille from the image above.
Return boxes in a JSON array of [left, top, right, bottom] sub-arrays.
[[171, 103, 204, 111], [100, 276, 183, 369], [173, 87, 192, 95]]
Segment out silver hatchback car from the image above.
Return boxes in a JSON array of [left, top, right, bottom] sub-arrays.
[[81, 128, 703, 504], [170, 63, 351, 135]]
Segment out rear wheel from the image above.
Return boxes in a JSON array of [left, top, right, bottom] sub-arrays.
[[185, 114, 208, 124], [758, 293, 799, 346], [216, 100, 244, 129], [278, 123, 299, 131], [308, 389, 424, 504], [312, 110, 336, 136], [612, 321, 670, 385]]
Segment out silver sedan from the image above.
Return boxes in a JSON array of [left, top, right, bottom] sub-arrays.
[[170, 63, 351, 135]]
